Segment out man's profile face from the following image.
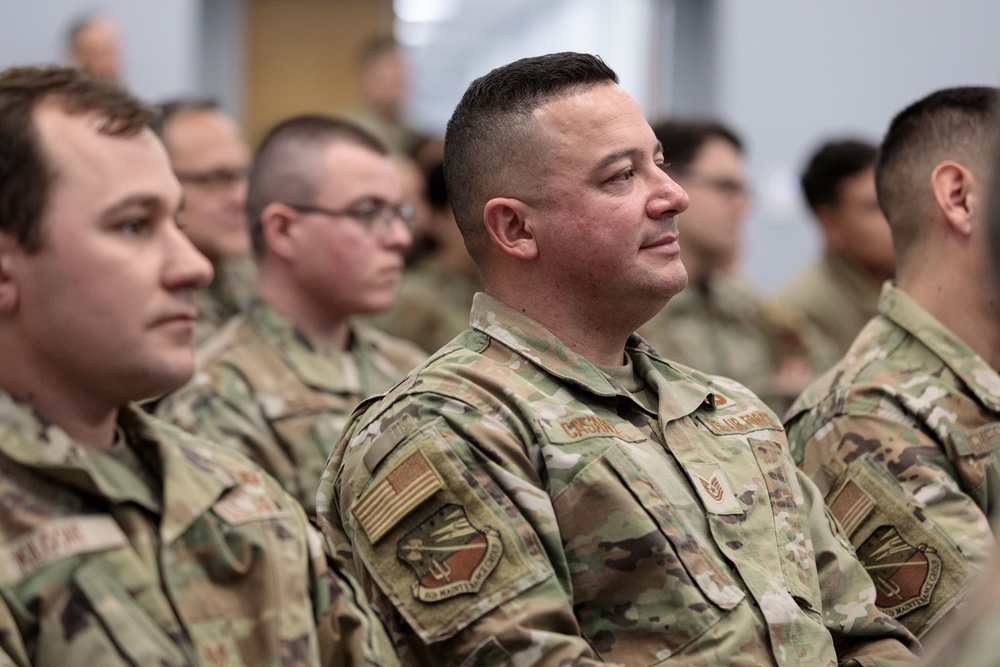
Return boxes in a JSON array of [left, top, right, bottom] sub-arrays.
[[525, 83, 689, 317], [673, 137, 750, 269], [823, 166, 894, 281], [164, 109, 250, 265], [8, 103, 212, 408], [288, 141, 411, 318]]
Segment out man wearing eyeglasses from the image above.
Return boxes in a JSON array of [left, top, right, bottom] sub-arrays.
[[157, 114, 426, 514], [156, 99, 255, 346], [636, 118, 820, 412]]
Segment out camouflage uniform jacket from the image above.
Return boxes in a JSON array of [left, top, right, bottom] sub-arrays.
[[193, 256, 255, 348], [317, 293, 918, 666], [158, 299, 426, 515], [0, 391, 399, 667], [370, 259, 482, 355], [775, 250, 882, 364], [784, 283, 1000, 637]]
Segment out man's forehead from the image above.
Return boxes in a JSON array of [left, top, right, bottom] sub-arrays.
[[533, 84, 649, 144]]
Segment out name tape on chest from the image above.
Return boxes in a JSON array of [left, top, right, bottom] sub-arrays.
[[698, 410, 782, 435], [0, 515, 128, 585], [355, 449, 443, 545], [214, 486, 290, 525]]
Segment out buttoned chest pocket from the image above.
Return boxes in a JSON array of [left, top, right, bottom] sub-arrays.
[[551, 443, 744, 666]]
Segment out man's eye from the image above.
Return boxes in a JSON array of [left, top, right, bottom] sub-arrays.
[[351, 207, 382, 224], [116, 218, 152, 236], [656, 162, 670, 173], [613, 168, 635, 182]]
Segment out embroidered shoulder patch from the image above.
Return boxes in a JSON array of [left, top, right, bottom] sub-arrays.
[[397, 503, 503, 603], [354, 450, 443, 545], [828, 480, 875, 537], [856, 524, 942, 618]]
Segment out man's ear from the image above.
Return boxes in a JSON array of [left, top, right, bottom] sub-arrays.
[[258, 203, 299, 261], [930, 161, 974, 236], [0, 233, 20, 317], [482, 197, 538, 260]]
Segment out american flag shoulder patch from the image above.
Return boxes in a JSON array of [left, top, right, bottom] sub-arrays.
[[828, 480, 875, 538], [354, 450, 443, 545]]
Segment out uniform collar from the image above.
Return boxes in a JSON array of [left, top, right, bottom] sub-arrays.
[[469, 293, 714, 421], [879, 283, 1000, 411], [246, 298, 363, 394]]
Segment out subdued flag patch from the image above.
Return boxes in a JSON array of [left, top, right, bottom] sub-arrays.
[[354, 450, 443, 544], [828, 480, 875, 537]]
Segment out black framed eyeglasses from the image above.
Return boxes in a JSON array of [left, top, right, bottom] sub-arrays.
[[284, 201, 415, 237]]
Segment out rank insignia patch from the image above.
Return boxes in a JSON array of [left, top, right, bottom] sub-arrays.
[[397, 503, 503, 603], [857, 524, 941, 617]]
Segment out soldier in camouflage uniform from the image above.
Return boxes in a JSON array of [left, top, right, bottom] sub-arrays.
[[0, 65, 398, 666], [785, 86, 1000, 639], [156, 99, 256, 347], [775, 139, 895, 366], [158, 115, 425, 514], [635, 119, 822, 413], [317, 52, 919, 665]]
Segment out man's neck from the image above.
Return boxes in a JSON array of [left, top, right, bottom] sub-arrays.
[[255, 273, 351, 350]]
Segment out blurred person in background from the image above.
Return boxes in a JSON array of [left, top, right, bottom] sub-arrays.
[[65, 12, 122, 82], [372, 160, 482, 353], [0, 64, 397, 666], [775, 138, 895, 368], [156, 99, 255, 347], [157, 114, 425, 514], [785, 86, 1000, 640], [343, 35, 423, 156], [637, 118, 820, 411]]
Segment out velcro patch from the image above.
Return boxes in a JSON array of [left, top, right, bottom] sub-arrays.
[[355, 450, 443, 545], [397, 503, 503, 603], [857, 525, 942, 618], [214, 487, 290, 525], [828, 480, 875, 537], [689, 467, 743, 515], [0, 516, 128, 585]]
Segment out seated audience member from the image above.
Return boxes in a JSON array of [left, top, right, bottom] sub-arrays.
[[372, 161, 483, 352], [65, 12, 122, 82], [637, 118, 819, 411], [317, 51, 918, 666], [785, 86, 1000, 639], [156, 99, 255, 346], [157, 115, 426, 514], [0, 65, 397, 666], [776, 138, 895, 366]]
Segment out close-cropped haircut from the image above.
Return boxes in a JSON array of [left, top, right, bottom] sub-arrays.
[[443, 52, 618, 262], [151, 97, 219, 142], [246, 113, 388, 258], [0, 64, 156, 252], [800, 139, 877, 211], [650, 118, 743, 178], [876, 86, 999, 259]]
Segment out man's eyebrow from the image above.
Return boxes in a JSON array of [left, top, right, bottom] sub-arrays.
[[102, 195, 171, 218]]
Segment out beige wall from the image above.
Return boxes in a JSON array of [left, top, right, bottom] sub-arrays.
[[244, 0, 392, 148]]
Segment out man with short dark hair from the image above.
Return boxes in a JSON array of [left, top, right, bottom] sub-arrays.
[[317, 52, 918, 666], [0, 65, 397, 666], [785, 86, 1000, 639], [637, 118, 817, 410], [156, 99, 255, 346], [157, 114, 425, 514], [65, 12, 122, 82], [776, 139, 894, 363]]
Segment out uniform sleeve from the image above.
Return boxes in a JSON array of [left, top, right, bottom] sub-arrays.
[[795, 467, 921, 665], [795, 409, 993, 638], [156, 373, 299, 505], [319, 398, 620, 666]]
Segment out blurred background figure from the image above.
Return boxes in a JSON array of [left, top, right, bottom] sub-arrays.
[[343, 35, 423, 156], [775, 139, 894, 369], [64, 12, 122, 82], [155, 99, 254, 347], [372, 160, 482, 353], [156, 115, 426, 514], [637, 118, 818, 411]]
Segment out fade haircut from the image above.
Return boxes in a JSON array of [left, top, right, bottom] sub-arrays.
[[444, 52, 618, 262], [246, 114, 389, 258], [800, 139, 877, 211], [876, 86, 999, 260], [650, 118, 743, 178], [0, 64, 156, 252]]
